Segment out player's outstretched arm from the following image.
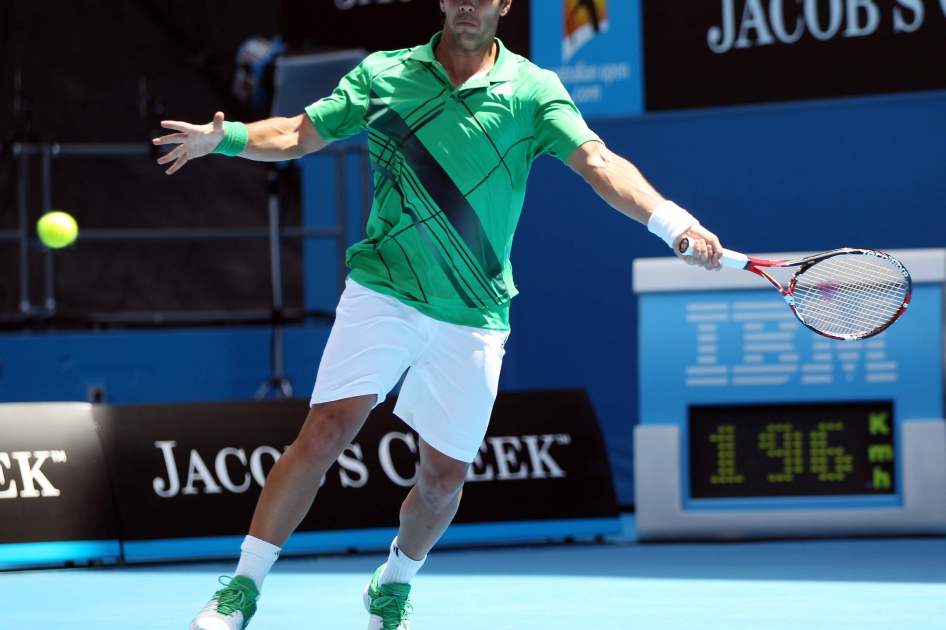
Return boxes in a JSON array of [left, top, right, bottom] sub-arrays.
[[567, 141, 722, 270], [153, 111, 329, 175]]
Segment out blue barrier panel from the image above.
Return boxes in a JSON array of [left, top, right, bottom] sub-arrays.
[[121, 518, 622, 563], [0, 540, 121, 568]]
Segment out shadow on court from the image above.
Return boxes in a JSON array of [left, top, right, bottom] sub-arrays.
[[130, 536, 946, 584]]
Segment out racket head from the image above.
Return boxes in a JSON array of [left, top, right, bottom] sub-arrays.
[[786, 249, 912, 341]]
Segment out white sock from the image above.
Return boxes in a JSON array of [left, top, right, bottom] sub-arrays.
[[234, 535, 281, 593], [378, 537, 426, 584]]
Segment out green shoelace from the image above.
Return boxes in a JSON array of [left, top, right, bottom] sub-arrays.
[[212, 576, 256, 617], [371, 590, 413, 630]]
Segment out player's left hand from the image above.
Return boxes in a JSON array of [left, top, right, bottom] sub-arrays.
[[153, 111, 227, 175], [675, 226, 723, 271]]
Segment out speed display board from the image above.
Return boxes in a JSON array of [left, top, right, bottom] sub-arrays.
[[689, 402, 896, 499], [633, 249, 946, 540]]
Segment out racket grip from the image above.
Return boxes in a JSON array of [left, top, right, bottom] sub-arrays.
[[679, 238, 750, 269]]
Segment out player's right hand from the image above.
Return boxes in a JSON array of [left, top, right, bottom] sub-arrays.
[[675, 225, 723, 271], [153, 111, 226, 175]]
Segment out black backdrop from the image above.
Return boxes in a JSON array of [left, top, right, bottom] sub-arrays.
[[94, 390, 617, 544], [644, 0, 946, 111], [0, 404, 118, 546], [281, 0, 531, 57]]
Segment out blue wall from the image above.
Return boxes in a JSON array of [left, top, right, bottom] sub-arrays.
[[0, 327, 330, 404], [505, 90, 946, 504], [2, 90, 943, 506]]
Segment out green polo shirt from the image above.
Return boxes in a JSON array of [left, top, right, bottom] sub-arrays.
[[306, 32, 600, 329]]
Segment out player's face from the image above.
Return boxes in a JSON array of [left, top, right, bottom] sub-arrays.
[[440, 0, 512, 49]]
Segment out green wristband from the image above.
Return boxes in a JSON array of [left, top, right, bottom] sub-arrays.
[[211, 120, 249, 157]]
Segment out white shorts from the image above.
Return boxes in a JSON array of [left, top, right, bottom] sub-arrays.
[[310, 279, 509, 463]]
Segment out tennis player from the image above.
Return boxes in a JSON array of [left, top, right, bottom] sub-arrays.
[[154, 1, 723, 628]]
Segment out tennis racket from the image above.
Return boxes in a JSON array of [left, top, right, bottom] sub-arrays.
[[679, 238, 912, 341]]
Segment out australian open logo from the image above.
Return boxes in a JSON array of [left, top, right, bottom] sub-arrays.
[[563, 0, 610, 62]]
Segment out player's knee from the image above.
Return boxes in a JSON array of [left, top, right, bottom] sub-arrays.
[[293, 409, 353, 465], [417, 463, 467, 511]]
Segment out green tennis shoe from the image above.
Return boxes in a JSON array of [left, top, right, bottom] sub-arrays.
[[190, 575, 260, 630], [363, 564, 413, 630]]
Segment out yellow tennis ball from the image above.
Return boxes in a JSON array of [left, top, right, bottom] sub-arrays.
[[37, 211, 79, 249]]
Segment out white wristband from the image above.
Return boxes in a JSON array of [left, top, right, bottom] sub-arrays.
[[647, 200, 699, 249]]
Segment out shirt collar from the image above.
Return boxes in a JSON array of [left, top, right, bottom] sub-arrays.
[[410, 31, 519, 84]]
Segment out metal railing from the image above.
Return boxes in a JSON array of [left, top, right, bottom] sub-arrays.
[[3, 142, 370, 325], [2, 142, 371, 399]]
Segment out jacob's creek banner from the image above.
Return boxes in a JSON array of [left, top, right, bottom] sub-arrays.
[[643, 0, 946, 110], [96, 392, 616, 544], [0, 393, 617, 566], [0, 404, 120, 566], [531, 0, 644, 118]]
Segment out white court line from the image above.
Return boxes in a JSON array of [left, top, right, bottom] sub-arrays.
[[744, 332, 795, 342], [733, 364, 797, 374], [733, 312, 794, 321], [686, 377, 728, 387], [733, 375, 792, 386], [687, 313, 729, 323], [734, 301, 784, 310], [686, 366, 728, 375], [744, 343, 795, 352], [686, 302, 729, 312]]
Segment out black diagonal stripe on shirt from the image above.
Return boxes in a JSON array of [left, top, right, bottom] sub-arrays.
[[366, 92, 511, 303]]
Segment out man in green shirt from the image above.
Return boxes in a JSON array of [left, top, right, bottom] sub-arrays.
[[155, 2, 723, 629]]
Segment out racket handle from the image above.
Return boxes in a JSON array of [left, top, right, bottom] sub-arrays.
[[679, 238, 750, 269]]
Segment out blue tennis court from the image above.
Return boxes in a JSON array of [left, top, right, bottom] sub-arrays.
[[5, 534, 946, 629]]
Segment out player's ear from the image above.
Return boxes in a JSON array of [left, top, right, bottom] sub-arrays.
[[500, 0, 512, 16]]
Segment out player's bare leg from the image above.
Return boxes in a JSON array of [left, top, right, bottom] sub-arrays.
[[248, 394, 377, 545], [364, 438, 470, 629], [191, 394, 375, 630], [396, 439, 469, 559]]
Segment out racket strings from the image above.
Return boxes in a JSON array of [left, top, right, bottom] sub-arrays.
[[792, 258, 907, 335], [790, 255, 909, 338], [796, 267, 906, 331]]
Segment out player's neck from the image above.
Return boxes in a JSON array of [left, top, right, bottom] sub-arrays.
[[434, 29, 498, 89]]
